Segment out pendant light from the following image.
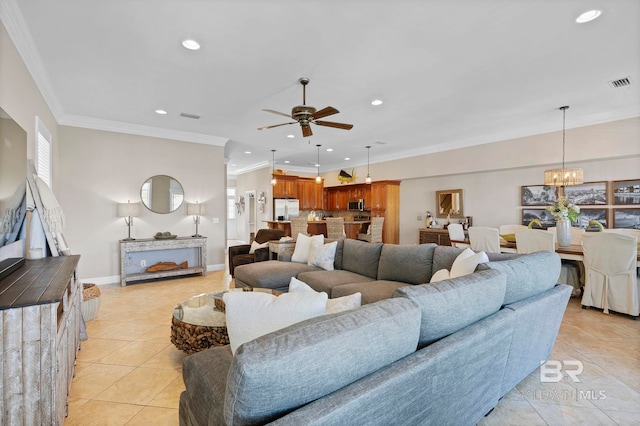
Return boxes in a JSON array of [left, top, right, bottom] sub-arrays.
[[315, 144, 322, 184], [543, 106, 584, 187], [270, 149, 277, 186], [365, 145, 372, 184]]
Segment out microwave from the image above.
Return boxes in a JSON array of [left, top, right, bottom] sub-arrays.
[[348, 199, 364, 211]]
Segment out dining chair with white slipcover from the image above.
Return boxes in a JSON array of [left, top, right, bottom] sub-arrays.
[[581, 232, 639, 318], [447, 223, 470, 248], [468, 226, 501, 253]]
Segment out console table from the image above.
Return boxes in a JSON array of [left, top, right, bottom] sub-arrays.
[[120, 237, 207, 286], [0, 255, 81, 425]]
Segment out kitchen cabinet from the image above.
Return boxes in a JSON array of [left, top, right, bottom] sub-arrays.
[[370, 181, 400, 244], [297, 178, 324, 210], [325, 187, 349, 210], [273, 175, 298, 199]]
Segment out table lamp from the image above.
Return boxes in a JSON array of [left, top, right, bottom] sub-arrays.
[[187, 202, 205, 237], [117, 200, 141, 240]]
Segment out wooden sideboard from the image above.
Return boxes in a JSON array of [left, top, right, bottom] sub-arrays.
[[120, 237, 207, 286], [419, 228, 454, 246], [0, 255, 81, 425]]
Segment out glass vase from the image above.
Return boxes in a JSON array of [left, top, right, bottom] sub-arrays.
[[556, 218, 572, 247]]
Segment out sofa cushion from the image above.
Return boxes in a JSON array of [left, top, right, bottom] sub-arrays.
[[432, 245, 518, 274], [181, 345, 233, 426], [476, 251, 561, 305], [297, 270, 375, 296], [341, 239, 383, 279], [377, 243, 436, 284], [393, 269, 506, 347], [224, 298, 421, 425], [234, 260, 321, 291], [331, 280, 409, 305], [223, 290, 328, 354]]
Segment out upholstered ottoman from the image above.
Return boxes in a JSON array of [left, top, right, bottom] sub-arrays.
[[234, 260, 321, 292]]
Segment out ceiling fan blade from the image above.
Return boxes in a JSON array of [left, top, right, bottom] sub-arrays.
[[310, 106, 339, 120], [302, 125, 313, 137], [314, 120, 353, 130], [262, 109, 292, 118], [258, 122, 296, 130]]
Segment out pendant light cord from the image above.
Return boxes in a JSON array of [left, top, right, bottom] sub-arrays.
[[560, 105, 568, 170]]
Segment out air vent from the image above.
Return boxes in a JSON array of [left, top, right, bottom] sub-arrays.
[[375, 141, 387, 145], [180, 112, 201, 119], [608, 77, 631, 88]]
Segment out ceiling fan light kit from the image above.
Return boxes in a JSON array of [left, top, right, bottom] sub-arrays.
[[259, 77, 353, 138]]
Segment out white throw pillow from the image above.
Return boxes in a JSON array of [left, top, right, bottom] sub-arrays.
[[248, 240, 269, 254], [289, 277, 361, 313], [450, 249, 489, 278], [307, 241, 338, 270], [430, 268, 452, 283], [291, 234, 324, 263], [223, 290, 328, 355]]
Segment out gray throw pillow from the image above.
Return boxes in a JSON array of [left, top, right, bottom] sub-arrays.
[[393, 269, 506, 347]]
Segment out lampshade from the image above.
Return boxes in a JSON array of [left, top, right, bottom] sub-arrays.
[[117, 201, 141, 217], [187, 202, 205, 216]]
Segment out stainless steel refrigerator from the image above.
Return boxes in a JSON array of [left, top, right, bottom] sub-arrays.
[[274, 199, 300, 220]]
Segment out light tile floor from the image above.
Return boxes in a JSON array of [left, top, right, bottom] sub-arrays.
[[66, 271, 639, 425]]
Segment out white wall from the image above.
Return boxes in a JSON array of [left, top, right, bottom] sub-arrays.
[[58, 126, 227, 282]]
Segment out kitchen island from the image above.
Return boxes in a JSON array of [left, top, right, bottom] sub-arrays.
[[264, 220, 370, 240]]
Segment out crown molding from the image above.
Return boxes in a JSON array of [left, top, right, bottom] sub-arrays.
[[0, 0, 65, 119], [58, 114, 228, 146]]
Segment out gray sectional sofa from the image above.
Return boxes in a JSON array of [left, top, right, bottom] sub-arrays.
[[179, 240, 572, 425]]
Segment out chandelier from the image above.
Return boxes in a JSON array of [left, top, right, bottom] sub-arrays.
[[543, 106, 583, 186]]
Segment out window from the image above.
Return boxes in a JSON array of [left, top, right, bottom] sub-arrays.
[[227, 188, 236, 219], [35, 116, 52, 186]]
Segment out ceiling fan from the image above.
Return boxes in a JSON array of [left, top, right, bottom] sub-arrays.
[[258, 77, 353, 138]]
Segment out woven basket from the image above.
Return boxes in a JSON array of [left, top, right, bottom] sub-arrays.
[[81, 283, 101, 321]]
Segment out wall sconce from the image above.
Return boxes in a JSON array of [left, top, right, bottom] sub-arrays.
[[187, 202, 205, 237], [117, 200, 141, 240]]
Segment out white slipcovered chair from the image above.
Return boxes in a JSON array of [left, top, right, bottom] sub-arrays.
[[447, 223, 470, 248], [581, 232, 639, 317], [468, 226, 501, 253]]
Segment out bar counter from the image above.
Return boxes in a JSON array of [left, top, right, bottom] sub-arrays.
[[264, 220, 370, 239]]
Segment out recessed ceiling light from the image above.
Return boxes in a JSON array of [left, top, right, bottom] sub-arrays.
[[576, 10, 602, 23], [284, 160, 290, 164], [231, 163, 236, 167], [344, 157, 350, 161], [371, 99, 383, 106], [326, 148, 333, 152], [286, 134, 295, 138], [155, 109, 167, 115], [182, 39, 201, 50], [244, 151, 251, 154]]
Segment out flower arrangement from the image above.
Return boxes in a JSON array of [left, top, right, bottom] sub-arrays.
[[546, 196, 580, 222]]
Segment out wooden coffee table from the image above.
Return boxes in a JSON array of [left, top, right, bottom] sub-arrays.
[[171, 288, 279, 354]]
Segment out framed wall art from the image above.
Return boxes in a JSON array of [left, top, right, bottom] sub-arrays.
[[521, 185, 556, 206], [612, 208, 640, 229], [564, 181, 608, 205], [521, 208, 556, 228], [611, 179, 640, 205], [573, 208, 608, 230]]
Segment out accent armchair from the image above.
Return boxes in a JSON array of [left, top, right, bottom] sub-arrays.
[[228, 228, 285, 277]]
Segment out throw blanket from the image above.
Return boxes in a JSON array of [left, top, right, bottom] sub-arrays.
[[0, 181, 25, 233], [35, 176, 65, 233]]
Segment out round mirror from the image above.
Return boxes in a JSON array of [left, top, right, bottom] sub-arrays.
[[140, 175, 184, 214]]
